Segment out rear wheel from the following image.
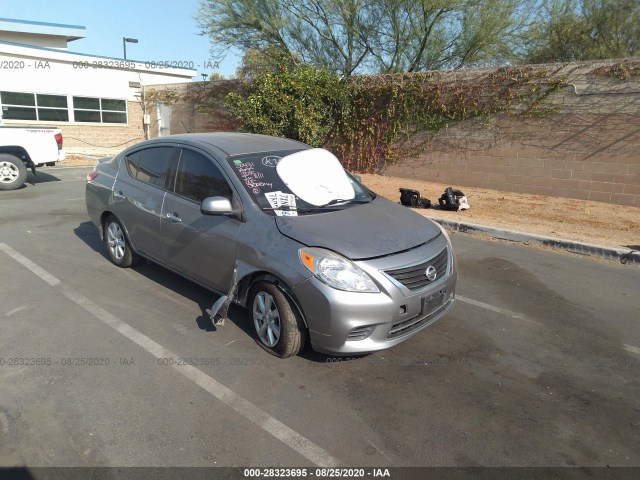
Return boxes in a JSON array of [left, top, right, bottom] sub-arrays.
[[103, 215, 140, 267], [0, 154, 27, 191], [248, 282, 306, 358]]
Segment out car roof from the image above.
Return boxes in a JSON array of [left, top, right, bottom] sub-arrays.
[[138, 132, 309, 157]]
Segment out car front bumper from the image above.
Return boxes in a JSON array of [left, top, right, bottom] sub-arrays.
[[292, 234, 457, 355]]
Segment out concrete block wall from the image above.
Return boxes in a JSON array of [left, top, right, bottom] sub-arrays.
[[387, 138, 640, 206], [61, 102, 145, 156], [385, 66, 640, 207]]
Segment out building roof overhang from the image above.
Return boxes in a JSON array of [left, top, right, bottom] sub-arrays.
[[0, 17, 87, 42]]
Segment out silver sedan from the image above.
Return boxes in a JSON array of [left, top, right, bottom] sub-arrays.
[[85, 133, 457, 357]]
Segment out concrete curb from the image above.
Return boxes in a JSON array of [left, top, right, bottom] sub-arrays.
[[430, 217, 640, 265]]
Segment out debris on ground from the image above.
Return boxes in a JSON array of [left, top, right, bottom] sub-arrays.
[[362, 173, 640, 249]]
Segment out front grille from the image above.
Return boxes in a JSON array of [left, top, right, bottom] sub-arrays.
[[384, 248, 448, 291], [387, 300, 450, 339]]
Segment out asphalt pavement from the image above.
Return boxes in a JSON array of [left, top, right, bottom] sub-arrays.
[[0, 167, 639, 468]]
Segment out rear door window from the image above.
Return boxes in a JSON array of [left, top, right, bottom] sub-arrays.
[[137, 147, 178, 189], [125, 147, 178, 190], [124, 151, 142, 178], [174, 148, 233, 203]]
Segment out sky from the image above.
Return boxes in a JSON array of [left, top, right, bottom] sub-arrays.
[[1, 0, 240, 79]]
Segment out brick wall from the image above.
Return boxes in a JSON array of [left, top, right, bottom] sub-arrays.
[[385, 63, 640, 206], [386, 117, 640, 206], [61, 101, 145, 156]]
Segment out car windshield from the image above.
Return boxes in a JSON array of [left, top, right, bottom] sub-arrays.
[[227, 149, 374, 216]]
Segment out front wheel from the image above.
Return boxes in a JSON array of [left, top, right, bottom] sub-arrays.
[[103, 215, 140, 267], [0, 154, 27, 191], [248, 282, 306, 358]]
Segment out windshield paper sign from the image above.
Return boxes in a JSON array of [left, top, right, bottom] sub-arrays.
[[265, 191, 298, 216]]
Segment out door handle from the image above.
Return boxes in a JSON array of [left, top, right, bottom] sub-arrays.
[[113, 191, 125, 199], [165, 212, 182, 223]]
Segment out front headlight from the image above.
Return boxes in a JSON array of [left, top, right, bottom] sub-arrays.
[[299, 247, 379, 293], [435, 222, 454, 273]]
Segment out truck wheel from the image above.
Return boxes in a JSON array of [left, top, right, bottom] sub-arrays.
[[103, 215, 140, 268], [0, 154, 27, 191], [248, 281, 307, 358]]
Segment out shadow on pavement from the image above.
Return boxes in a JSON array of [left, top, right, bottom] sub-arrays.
[[0, 468, 35, 480], [73, 221, 255, 343], [26, 170, 63, 185], [74, 221, 104, 255], [71, 221, 363, 362]]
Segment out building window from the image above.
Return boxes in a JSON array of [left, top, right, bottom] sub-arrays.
[[0, 91, 69, 122], [37, 94, 69, 121], [0, 91, 128, 124], [73, 96, 127, 124]]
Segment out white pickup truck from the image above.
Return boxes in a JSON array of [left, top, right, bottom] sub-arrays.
[[0, 126, 66, 190]]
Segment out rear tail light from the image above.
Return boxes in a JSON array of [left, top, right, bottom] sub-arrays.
[[54, 133, 63, 150], [86, 171, 98, 182]]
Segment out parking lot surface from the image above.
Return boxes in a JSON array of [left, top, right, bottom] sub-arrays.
[[1, 167, 639, 467]]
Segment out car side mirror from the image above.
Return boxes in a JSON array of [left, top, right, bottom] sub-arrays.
[[201, 196, 234, 216]]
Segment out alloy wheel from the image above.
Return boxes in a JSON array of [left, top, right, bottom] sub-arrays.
[[253, 291, 281, 347], [107, 222, 126, 260]]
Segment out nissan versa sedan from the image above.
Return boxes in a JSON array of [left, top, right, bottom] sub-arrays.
[[85, 133, 457, 357]]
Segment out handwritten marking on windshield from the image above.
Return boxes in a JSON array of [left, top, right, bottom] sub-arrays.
[[236, 161, 273, 194], [262, 155, 281, 167]]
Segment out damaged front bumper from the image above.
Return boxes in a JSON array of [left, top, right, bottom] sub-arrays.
[[292, 236, 457, 355]]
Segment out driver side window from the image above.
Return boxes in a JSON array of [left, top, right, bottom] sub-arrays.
[[174, 149, 233, 203]]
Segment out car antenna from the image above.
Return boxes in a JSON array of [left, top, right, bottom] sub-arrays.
[[181, 121, 192, 133]]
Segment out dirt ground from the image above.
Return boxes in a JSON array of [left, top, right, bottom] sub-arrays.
[[57, 157, 639, 249], [360, 173, 640, 249]]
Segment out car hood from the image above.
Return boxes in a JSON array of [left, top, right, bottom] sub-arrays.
[[274, 196, 441, 260]]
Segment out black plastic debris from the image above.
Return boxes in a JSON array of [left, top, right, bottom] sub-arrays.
[[438, 187, 470, 211], [399, 188, 431, 208]]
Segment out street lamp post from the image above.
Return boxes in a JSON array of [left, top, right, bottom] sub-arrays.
[[123, 37, 139, 60]]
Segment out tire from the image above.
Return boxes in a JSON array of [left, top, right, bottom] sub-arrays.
[[45, 162, 56, 167], [248, 281, 307, 358], [103, 215, 140, 268], [0, 154, 27, 191]]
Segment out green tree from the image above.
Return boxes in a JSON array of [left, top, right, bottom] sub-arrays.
[[524, 0, 640, 63], [225, 65, 347, 146], [198, 0, 372, 76], [365, 0, 533, 72], [207, 72, 226, 80], [235, 47, 296, 79], [197, 0, 534, 75], [582, 0, 640, 59]]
